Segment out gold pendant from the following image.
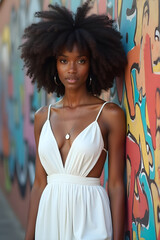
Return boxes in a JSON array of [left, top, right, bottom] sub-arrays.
[[65, 133, 70, 140]]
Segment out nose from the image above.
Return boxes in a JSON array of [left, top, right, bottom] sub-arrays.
[[68, 62, 77, 73]]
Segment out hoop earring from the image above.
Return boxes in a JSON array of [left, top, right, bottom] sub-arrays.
[[54, 76, 59, 86], [89, 76, 92, 86]]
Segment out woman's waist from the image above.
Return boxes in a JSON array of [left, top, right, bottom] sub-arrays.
[[47, 173, 100, 186]]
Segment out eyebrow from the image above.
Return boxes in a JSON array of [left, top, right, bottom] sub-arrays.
[[58, 54, 88, 57]]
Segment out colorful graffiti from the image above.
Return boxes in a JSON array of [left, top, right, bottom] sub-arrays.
[[107, 0, 160, 239], [0, 0, 44, 196], [0, 0, 159, 238]]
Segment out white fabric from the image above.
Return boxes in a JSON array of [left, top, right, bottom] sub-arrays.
[[35, 102, 112, 240]]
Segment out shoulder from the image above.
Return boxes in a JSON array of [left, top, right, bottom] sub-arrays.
[[34, 106, 49, 134], [35, 106, 48, 122], [103, 102, 125, 131], [104, 102, 125, 117]]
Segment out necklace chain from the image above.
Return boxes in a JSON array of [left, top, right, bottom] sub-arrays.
[[63, 106, 75, 140]]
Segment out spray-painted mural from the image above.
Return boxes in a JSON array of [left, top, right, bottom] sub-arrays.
[[102, 0, 160, 239], [0, 0, 44, 197], [0, 0, 159, 238], [107, 0, 160, 239]]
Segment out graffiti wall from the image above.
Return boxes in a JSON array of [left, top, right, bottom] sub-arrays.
[[106, 0, 160, 239], [0, 0, 50, 228], [0, 0, 159, 238]]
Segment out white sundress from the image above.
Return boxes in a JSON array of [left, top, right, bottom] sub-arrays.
[[35, 102, 112, 240]]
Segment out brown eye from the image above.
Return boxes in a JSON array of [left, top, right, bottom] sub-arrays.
[[77, 59, 86, 64], [59, 59, 67, 64]]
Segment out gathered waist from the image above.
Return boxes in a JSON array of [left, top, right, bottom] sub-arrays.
[[47, 173, 100, 186]]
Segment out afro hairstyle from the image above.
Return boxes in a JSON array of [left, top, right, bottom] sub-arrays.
[[19, 0, 127, 96]]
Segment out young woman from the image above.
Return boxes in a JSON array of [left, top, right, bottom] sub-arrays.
[[20, 1, 127, 239]]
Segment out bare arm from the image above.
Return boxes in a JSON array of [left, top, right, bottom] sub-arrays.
[[107, 105, 126, 240], [25, 109, 47, 240]]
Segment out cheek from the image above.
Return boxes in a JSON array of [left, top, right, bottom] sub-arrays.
[[80, 65, 90, 77], [56, 64, 66, 78], [56, 63, 61, 73]]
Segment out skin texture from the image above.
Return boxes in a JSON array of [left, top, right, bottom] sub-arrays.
[[25, 45, 125, 240]]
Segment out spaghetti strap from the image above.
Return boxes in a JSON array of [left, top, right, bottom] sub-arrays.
[[47, 104, 52, 120], [95, 102, 108, 121]]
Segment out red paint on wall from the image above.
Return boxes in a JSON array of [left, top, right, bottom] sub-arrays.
[[125, 45, 140, 117], [133, 177, 148, 220], [144, 34, 160, 149]]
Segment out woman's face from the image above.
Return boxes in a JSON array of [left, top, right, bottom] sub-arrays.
[[56, 44, 90, 91]]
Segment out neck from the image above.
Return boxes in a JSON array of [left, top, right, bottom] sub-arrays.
[[62, 88, 91, 108]]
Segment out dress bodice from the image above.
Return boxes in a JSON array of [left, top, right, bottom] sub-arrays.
[[38, 102, 108, 177]]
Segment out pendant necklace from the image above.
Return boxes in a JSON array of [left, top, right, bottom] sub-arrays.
[[65, 127, 74, 140], [65, 133, 70, 140]]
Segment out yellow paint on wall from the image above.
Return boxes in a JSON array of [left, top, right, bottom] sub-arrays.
[[138, 223, 145, 240], [133, 231, 137, 240], [2, 26, 10, 52], [153, 62, 160, 74], [118, 0, 122, 17], [145, 103, 150, 129], [124, 90, 152, 176]]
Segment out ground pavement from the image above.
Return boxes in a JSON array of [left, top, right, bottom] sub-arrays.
[[0, 188, 25, 240]]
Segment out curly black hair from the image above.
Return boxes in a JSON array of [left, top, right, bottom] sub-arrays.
[[19, 0, 127, 96]]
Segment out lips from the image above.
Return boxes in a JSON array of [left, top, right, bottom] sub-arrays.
[[67, 79, 77, 83], [65, 77, 78, 83]]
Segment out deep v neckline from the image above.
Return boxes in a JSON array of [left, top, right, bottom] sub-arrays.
[[44, 102, 108, 169], [48, 119, 98, 168]]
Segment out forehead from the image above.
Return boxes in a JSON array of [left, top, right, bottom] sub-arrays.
[[58, 44, 89, 57]]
